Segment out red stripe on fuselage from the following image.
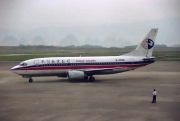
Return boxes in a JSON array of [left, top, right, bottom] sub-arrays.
[[18, 64, 148, 70]]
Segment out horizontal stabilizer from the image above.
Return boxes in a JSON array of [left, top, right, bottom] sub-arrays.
[[143, 57, 156, 61]]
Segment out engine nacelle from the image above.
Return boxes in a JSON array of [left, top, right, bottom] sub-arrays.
[[68, 70, 85, 80]]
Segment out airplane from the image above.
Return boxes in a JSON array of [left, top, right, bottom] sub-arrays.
[[11, 28, 158, 83]]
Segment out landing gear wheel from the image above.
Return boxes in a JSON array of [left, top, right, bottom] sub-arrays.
[[29, 78, 33, 83], [89, 76, 95, 81]]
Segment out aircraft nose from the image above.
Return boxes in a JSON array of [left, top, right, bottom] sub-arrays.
[[11, 66, 19, 74], [11, 66, 17, 70]]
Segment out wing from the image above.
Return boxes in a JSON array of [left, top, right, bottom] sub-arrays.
[[83, 67, 124, 75]]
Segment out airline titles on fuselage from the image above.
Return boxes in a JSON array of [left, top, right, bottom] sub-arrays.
[[41, 59, 98, 64], [76, 60, 96, 63], [41, 59, 70, 64], [39, 58, 125, 64]]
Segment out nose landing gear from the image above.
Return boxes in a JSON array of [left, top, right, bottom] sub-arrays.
[[29, 78, 33, 83]]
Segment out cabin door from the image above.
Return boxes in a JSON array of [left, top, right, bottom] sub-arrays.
[[34, 60, 39, 66]]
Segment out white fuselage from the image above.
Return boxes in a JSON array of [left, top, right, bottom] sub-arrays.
[[11, 55, 154, 78]]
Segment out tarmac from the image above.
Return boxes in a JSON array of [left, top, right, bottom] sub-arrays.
[[0, 61, 179, 121]]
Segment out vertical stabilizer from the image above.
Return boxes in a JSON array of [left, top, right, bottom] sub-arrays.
[[123, 28, 158, 57]]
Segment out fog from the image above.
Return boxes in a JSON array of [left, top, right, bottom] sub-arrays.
[[0, 0, 179, 47]]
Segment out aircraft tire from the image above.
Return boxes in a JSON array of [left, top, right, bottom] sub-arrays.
[[91, 77, 95, 81], [89, 76, 95, 81], [29, 78, 33, 83]]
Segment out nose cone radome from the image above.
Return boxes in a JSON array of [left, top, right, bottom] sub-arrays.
[[11, 65, 19, 74]]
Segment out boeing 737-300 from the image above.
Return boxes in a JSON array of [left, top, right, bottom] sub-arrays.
[[11, 28, 158, 83]]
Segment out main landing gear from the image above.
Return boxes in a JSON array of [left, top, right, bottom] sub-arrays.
[[29, 78, 33, 83], [84, 76, 95, 81], [89, 76, 95, 81]]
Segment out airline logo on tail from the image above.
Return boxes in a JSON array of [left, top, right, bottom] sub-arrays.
[[141, 39, 154, 49]]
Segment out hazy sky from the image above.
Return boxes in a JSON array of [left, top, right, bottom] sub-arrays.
[[0, 0, 179, 30]]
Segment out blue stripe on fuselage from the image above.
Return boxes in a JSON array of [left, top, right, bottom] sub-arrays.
[[12, 60, 155, 70]]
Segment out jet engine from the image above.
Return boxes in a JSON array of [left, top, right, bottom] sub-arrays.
[[68, 70, 86, 80]]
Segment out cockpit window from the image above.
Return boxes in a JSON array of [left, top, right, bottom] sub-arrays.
[[19, 62, 27, 66]]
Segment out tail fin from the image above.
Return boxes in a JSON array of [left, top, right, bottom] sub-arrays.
[[123, 28, 158, 57]]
